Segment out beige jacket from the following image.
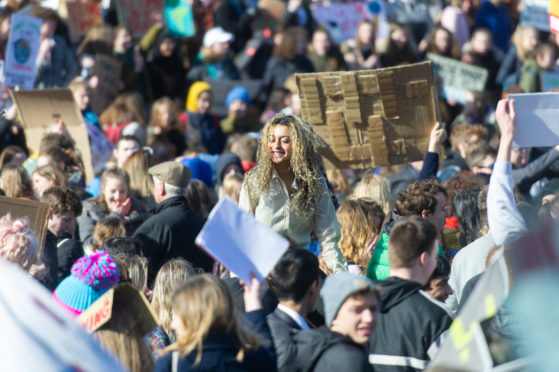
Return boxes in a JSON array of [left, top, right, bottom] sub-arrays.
[[239, 170, 348, 273]]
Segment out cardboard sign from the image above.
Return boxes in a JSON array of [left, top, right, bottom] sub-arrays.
[[5, 14, 42, 90], [428, 53, 488, 104], [540, 71, 559, 92], [62, 0, 104, 44], [10, 89, 95, 183], [79, 283, 158, 335], [207, 79, 261, 118], [196, 197, 289, 283], [521, 0, 550, 31], [90, 54, 122, 115], [312, 2, 373, 44], [296, 61, 441, 169], [0, 196, 49, 248], [116, 0, 165, 37], [509, 92, 559, 148], [165, 0, 195, 37], [0, 257, 126, 371]]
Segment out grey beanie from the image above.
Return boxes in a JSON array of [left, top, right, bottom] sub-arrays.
[[321, 272, 377, 327]]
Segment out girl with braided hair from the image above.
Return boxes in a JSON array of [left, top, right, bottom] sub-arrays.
[[239, 114, 347, 273]]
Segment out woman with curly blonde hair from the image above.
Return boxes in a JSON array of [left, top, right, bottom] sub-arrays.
[[337, 199, 385, 275], [239, 114, 347, 273]]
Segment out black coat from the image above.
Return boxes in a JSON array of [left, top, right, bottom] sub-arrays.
[[368, 277, 453, 372], [43, 231, 84, 288], [267, 308, 303, 372], [293, 326, 371, 372], [133, 196, 213, 281]]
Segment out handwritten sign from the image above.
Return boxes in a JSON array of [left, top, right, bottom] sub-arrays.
[[79, 290, 114, 332], [116, 0, 164, 37], [312, 2, 372, 44], [521, 0, 550, 32], [64, 0, 103, 43], [428, 53, 488, 104], [5, 14, 42, 90]]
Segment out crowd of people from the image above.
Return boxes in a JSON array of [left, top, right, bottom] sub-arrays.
[[0, 0, 557, 370]]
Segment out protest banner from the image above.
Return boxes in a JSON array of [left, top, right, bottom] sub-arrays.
[[551, 0, 559, 33], [62, 0, 104, 44], [521, 0, 550, 32], [207, 79, 261, 117], [296, 61, 441, 169], [4, 14, 42, 90], [427, 53, 488, 104], [540, 71, 559, 92], [312, 2, 373, 44], [196, 197, 289, 284], [10, 89, 95, 184], [165, 0, 195, 37], [116, 0, 165, 37], [79, 283, 158, 334], [0, 196, 49, 248], [90, 54, 122, 115], [508, 92, 559, 148], [0, 258, 125, 371]]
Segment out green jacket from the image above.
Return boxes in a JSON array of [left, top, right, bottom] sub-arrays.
[[366, 231, 445, 281]]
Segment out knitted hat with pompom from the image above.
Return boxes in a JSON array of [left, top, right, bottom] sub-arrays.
[[53, 251, 120, 317]]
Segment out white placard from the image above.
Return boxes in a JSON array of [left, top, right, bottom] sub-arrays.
[[195, 197, 289, 283], [5, 14, 42, 90], [509, 93, 559, 148]]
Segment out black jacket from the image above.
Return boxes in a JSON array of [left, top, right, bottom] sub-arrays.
[[267, 308, 303, 372], [43, 231, 84, 287], [369, 277, 453, 371], [293, 326, 371, 372], [133, 196, 213, 281], [153, 310, 277, 372]]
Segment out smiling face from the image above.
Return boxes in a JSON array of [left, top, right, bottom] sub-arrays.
[[32, 173, 54, 198], [103, 178, 128, 209], [268, 124, 293, 168], [330, 292, 379, 344]]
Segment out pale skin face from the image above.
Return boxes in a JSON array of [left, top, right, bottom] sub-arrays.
[[170, 312, 187, 340], [103, 178, 130, 216], [73, 86, 90, 111], [312, 31, 330, 56], [268, 125, 293, 168], [114, 28, 132, 52], [197, 91, 212, 114], [434, 29, 450, 54], [424, 192, 449, 233], [49, 211, 77, 237], [330, 293, 379, 344], [228, 99, 248, 119], [114, 139, 140, 168], [357, 23, 374, 45], [425, 275, 453, 302], [32, 173, 54, 198]]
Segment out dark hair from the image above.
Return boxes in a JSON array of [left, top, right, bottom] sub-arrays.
[[186, 179, 213, 220], [117, 135, 141, 148], [41, 186, 83, 217], [270, 248, 319, 302], [388, 216, 438, 269], [427, 255, 450, 282], [39, 133, 74, 154], [274, 27, 308, 60], [102, 237, 144, 257], [31, 6, 58, 21], [452, 189, 481, 248], [395, 178, 446, 216]]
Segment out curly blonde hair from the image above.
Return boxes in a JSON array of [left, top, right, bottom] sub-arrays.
[[244, 114, 325, 216]]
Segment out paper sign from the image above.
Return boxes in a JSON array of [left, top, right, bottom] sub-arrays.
[[0, 258, 125, 371], [90, 54, 122, 115], [116, 0, 165, 37], [207, 79, 261, 118], [428, 53, 488, 104], [165, 0, 195, 37], [521, 0, 550, 31], [5, 14, 42, 90], [312, 2, 373, 44], [551, 0, 559, 34], [296, 61, 441, 169], [195, 197, 289, 283], [63, 0, 104, 44], [85, 121, 114, 174], [509, 93, 559, 148], [79, 283, 158, 335], [10, 89, 95, 183], [0, 196, 49, 249], [540, 71, 559, 92]]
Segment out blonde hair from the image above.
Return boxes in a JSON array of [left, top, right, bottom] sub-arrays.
[[1, 164, 33, 198], [120, 254, 148, 292], [96, 167, 129, 207], [221, 173, 244, 202], [164, 274, 261, 365], [123, 149, 154, 199], [0, 214, 44, 278], [351, 171, 391, 214], [337, 199, 385, 272], [92, 216, 126, 250], [244, 114, 325, 216], [512, 25, 538, 62], [151, 258, 195, 336]]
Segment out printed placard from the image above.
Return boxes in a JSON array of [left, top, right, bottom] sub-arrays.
[[5, 14, 42, 90]]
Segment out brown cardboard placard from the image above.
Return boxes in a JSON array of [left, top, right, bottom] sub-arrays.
[[78, 283, 158, 335], [0, 196, 49, 249], [296, 61, 441, 169], [59, 0, 104, 44], [10, 89, 94, 184], [90, 55, 122, 115]]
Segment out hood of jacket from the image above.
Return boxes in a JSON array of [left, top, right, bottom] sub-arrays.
[[378, 276, 423, 313], [383, 210, 407, 236]]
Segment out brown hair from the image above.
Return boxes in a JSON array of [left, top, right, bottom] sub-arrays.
[[92, 216, 126, 249], [96, 167, 130, 207], [31, 6, 58, 21], [230, 135, 257, 162], [394, 178, 446, 217], [100, 92, 146, 127], [33, 164, 67, 188], [424, 26, 461, 59], [356, 20, 376, 53], [40, 146, 86, 178], [186, 179, 213, 219], [465, 142, 497, 170], [443, 172, 485, 214], [274, 27, 308, 61], [1, 164, 33, 198], [123, 149, 154, 199], [221, 173, 244, 202], [449, 123, 488, 153], [0, 145, 27, 170], [41, 186, 83, 217], [388, 216, 437, 268]]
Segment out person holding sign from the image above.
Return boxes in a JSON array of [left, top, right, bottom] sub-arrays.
[[239, 114, 348, 273]]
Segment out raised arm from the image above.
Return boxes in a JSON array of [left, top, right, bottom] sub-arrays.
[[419, 122, 447, 180]]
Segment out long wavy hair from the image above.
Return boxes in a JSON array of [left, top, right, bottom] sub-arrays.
[[244, 114, 325, 216], [164, 274, 261, 365]]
